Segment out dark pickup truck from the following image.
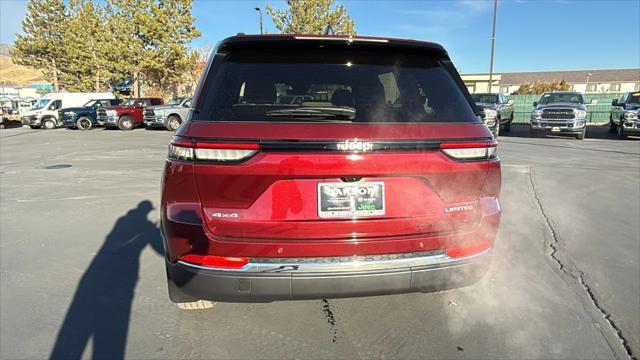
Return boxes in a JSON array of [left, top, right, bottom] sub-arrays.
[[471, 93, 514, 137], [97, 97, 164, 130], [62, 99, 122, 130], [610, 92, 640, 139]]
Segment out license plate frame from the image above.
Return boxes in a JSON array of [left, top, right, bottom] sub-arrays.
[[551, 126, 561, 132], [317, 181, 385, 218]]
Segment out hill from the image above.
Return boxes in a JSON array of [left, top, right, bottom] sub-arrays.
[[0, 44, 11, 56], [0, 49, 47, 85]]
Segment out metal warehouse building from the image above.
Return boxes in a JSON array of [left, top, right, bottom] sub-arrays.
[[462, 68, 640, 94]]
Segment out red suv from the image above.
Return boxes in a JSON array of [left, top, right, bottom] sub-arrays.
[[161, 34, 501, 304]]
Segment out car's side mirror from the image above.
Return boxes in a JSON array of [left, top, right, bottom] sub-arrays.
[[611, 100, 618, 106], [533, 101, 538, 107], [589, 99, 597, 105], [136, 103, 144, 108], [506, 99, 514, 105], [184, 102, 191, 107]]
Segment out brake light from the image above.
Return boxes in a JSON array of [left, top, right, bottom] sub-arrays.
[[440, 141, 497, 160], [179, 254, 249, 269], [168, 138, 259, 162]]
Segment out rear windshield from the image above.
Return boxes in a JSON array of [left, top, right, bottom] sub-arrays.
[[193, 48, 479, 123]]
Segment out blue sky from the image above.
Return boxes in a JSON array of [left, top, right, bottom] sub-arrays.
[[2, 0, 639, 73]]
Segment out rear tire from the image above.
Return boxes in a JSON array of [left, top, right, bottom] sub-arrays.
[[76, 116, 93, 130], [117, 115, 134, 131], [504, 116, 512, 132], [42, 119, 56, 129], [165, 115, 181, 131], [618, 123, 627, 139], [609, 116, 617, 133]]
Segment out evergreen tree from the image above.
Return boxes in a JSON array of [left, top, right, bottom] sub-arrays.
[[10, 0, 68, 91], [266, 0, 356, 35], [62, 0, 111, 91], [144, 0, 201, 97]]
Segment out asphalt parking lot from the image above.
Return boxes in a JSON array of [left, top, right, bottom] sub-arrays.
[[0, 124, 638, 359]]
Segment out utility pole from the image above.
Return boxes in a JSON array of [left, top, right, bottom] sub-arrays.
[[585, 73, 592, 93], [255, 7, 263, 34], [488, 0, 498, 93]]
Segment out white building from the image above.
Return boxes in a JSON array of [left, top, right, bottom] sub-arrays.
[[461, 68, 640, 94]]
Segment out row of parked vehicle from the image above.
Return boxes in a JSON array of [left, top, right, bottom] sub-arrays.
[[20, 92, 192, 131], [17, 89, 640, 140], [474, 91, 640, 140]]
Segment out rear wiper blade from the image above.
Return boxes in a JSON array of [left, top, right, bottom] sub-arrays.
[[266, 107, 355, 120]]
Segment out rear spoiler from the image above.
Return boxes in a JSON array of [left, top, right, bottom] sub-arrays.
[[216, 34, 448, 58]]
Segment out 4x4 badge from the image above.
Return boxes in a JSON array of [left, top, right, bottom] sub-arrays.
[[212, 212, 239, 218]]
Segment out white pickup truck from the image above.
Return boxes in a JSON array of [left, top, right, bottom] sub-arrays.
[[21, 92, 113, 129]]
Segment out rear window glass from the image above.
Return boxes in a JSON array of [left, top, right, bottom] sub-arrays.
[[193, 48, 479, 123]]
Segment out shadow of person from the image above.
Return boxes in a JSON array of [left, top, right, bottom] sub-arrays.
[[50, 200, 163, 360]]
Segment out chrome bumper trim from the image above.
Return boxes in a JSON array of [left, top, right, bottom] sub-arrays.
[[177, 248, 491, 273]]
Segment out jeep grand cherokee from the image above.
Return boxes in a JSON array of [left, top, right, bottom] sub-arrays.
[[161, 34, 502, 304]]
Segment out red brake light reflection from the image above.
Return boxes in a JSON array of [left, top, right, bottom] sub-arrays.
[[445, 241, 491, 258], [179, 254, 249, 269]]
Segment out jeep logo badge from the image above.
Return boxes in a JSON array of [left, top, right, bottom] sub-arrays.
[[337, 139, 373, 152]]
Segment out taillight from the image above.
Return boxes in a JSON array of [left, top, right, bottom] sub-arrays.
[[440, 141, 497, 160], [168, 138, 258, 163], [195, 142, 258, 162], [179, 254, 249, 269]]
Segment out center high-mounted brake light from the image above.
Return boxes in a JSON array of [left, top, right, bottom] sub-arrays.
[[168, 138, 259, 162], [440, 141, 497, 160]]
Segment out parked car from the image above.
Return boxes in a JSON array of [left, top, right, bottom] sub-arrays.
[[610, 92, 640, 139], [471, 93, 514, 137], [97, 97, 164, 130], [161, 34, 501, 306], [530, 91, 593, 140], [62, 98, 123, 130], [21, 92, 113, 129], [144, 97, 192, 131]]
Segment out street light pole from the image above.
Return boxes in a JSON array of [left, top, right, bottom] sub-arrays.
[[255, 7, 263, 34], [488, 0, 498, 94], [585, 73, 592, 93]]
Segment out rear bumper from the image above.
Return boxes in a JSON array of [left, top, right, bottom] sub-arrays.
[[166, 249, 492, 302]]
